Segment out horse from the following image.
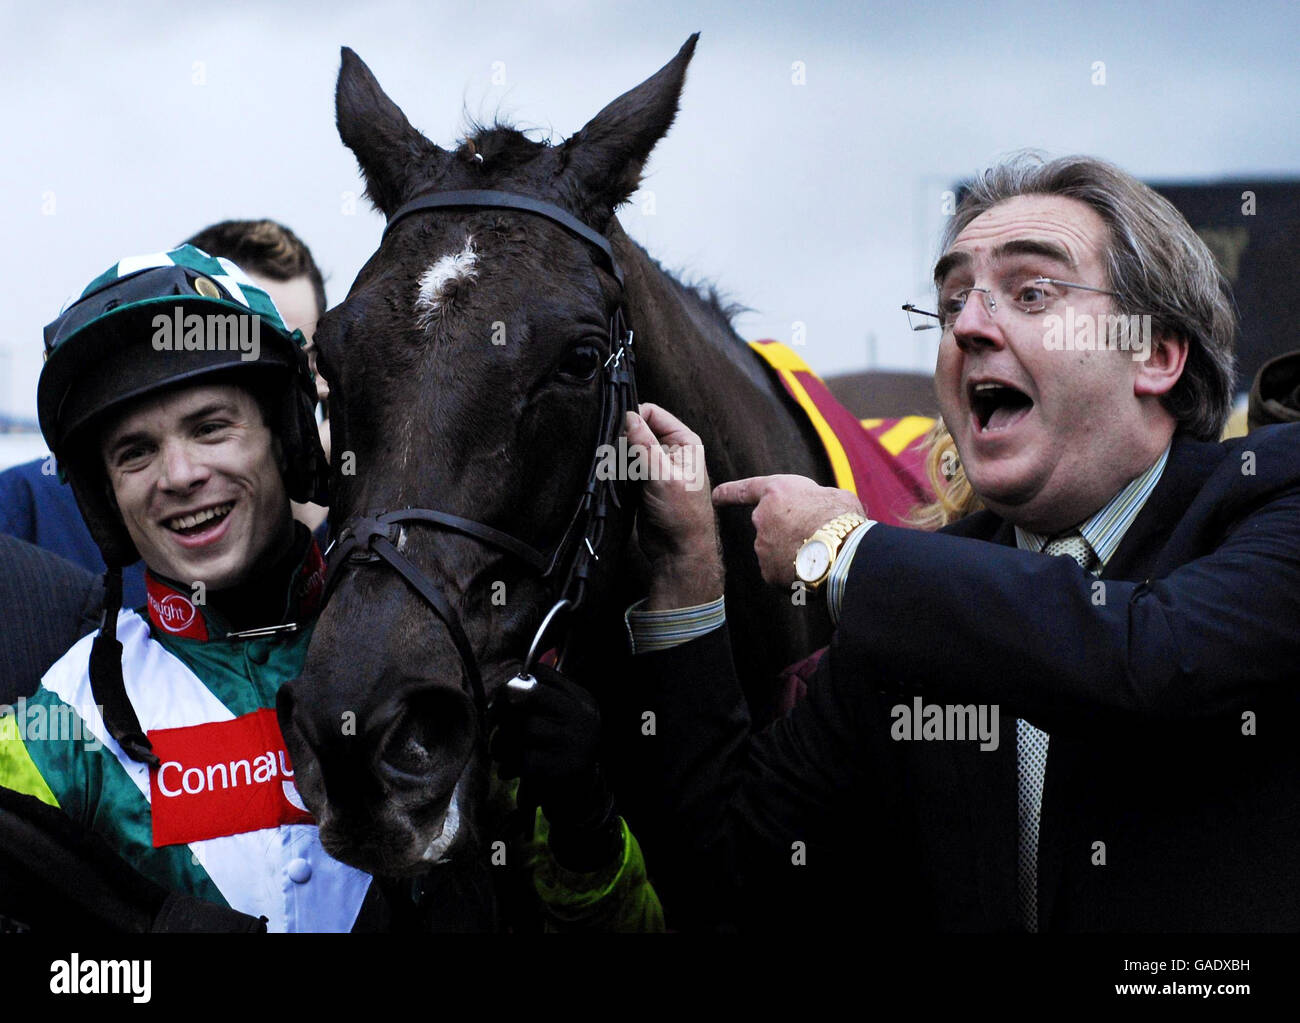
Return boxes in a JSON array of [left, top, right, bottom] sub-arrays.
[[276, 36, 842, 909], [823, 370, 939, 420]]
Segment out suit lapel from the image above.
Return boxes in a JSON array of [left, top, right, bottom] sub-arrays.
[[938, 513, 1021, 926], [969, 732, 1019, 929], [1104, 435, 1223, 581], [1016, 436, 1220, 928], [936, 443, 1220, 929]]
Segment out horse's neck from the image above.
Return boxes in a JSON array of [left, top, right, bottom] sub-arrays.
[[611, 224, 831, 488], [598, 222, 835, 722]]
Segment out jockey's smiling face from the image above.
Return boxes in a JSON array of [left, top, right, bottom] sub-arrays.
[[100, 382, 294, 590], [933, 194, 1186, 534]]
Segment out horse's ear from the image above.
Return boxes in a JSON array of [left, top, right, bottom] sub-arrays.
[[336, 47, 447, 217], [560, 33, 698, 222]]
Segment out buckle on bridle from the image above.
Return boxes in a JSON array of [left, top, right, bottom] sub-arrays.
[[605, 328, 634, 367], [340, 515, 402, 562]]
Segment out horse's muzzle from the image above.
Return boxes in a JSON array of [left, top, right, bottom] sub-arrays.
[[276, 676, 477, 873]]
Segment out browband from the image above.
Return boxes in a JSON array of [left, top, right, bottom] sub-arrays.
[[383, 189, 624, 285]]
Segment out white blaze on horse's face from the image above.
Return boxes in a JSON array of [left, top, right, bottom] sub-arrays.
[[414, 236, 479, 329]]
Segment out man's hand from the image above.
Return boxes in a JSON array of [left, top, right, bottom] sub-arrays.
[[713, 475, 864, 587], [624, 403, 723, 610]]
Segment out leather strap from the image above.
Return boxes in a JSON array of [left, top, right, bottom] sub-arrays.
[[377, 509, 549, 573], [368, 535, 486, 719], [323, 190, 640, 724], [383, 189, 624, 285]]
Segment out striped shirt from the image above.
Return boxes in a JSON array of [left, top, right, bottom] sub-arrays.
[[1012, 444, 1171, 568], [626, 596, 726, 655]]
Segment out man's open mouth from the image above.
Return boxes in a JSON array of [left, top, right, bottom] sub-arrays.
[[970, 381, 1034, 433], [165, 501, 234, 535]]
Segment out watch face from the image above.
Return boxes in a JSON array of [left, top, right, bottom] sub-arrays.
[[796, 539, 831, 583]]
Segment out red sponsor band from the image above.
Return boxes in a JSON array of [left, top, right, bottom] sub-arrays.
[[148, 708, 313, 847]]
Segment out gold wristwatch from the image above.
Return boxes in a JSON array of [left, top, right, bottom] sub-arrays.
[[794, 513, 868, 590]]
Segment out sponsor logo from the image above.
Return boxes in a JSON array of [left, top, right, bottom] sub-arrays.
[[151, 592, 196, 633], [148, 708, 313, 846], [156, 747, 297, 798], [144, 575, 208, 641]]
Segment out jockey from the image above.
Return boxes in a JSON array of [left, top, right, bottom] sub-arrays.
[[0, 245, 660, 931]]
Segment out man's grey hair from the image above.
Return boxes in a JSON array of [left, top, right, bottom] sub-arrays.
[[941, 153, 1237, 441]]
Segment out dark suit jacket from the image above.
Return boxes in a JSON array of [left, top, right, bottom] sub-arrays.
[[0, 533, 103, 705], [637, 425, 1300, 932], [0, 458, 146, 608]]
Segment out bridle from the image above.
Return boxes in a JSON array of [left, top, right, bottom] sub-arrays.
[[320, 190, 639, 720]]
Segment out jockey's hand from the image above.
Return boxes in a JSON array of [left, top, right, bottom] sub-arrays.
[[713, 475, 865, 587], [489, 664, 621, 872], [623, 403, 723, 610]]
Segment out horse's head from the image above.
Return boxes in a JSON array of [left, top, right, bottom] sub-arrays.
[[278, 37, 697, 875]]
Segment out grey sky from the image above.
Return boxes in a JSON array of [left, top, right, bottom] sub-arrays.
[[2, 0, 1297, 420]]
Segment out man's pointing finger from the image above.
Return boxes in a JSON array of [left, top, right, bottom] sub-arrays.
[[713, 477, 775, 507]]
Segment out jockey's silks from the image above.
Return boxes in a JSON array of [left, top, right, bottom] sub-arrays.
[[0, 537, 373, 932]]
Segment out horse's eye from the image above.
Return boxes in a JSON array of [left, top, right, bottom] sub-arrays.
[[556, 345, 601, 383]]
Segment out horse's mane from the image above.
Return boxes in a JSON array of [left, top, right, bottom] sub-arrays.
[[457, 117, 750, 349], [640, 253, 751, 338]]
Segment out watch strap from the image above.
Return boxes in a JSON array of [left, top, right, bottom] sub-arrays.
[[797, 512, 868, 588]]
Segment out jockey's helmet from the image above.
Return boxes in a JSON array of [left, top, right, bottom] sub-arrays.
[[37, 245, 328, 567]]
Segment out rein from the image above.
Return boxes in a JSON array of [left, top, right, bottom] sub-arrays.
[[321, 190, 639, 718]]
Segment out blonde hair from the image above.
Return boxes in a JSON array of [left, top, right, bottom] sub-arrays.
[[908, 419, 983, 530]]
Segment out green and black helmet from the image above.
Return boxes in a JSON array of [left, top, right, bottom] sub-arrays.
[[38, 244, 329, 568]]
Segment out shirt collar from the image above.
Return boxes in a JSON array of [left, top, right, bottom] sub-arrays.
[[1014, 442, 1172, 567], [144, 536, 326, 642]]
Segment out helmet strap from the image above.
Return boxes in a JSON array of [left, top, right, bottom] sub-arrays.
[[88, 566, 159, 767]]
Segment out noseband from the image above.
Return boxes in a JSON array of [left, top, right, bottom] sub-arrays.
[[320, 191, 639, 718]]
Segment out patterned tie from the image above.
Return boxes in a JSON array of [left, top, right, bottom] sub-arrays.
[[1017, 530, 1095, 932]]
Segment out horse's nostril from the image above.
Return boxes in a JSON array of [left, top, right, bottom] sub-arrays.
[[375, 688, 473, 791]]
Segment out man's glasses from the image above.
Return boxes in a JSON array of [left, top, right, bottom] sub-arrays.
[[902, 276, 1121, 332]]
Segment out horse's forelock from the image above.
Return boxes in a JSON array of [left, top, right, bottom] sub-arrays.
[[455, 119, 554, 168]]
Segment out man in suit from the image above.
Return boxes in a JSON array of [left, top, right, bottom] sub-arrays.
[[0, 534, 102, 705], [617, 154, 1300, 932]]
